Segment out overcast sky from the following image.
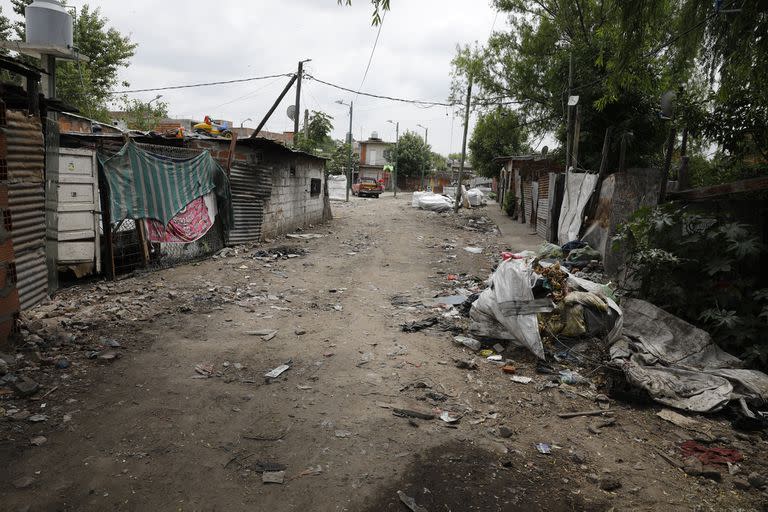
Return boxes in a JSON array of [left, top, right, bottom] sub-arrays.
[[10, 0, 506, 155]]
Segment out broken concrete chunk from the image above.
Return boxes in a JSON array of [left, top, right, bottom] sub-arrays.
[[262, 471, 285, 484]]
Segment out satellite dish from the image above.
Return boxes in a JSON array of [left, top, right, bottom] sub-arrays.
[[541, 145, 549, 156], [287, 105, 297, 121], [660, 91, 676, 120]]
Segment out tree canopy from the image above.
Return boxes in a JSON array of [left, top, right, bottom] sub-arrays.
[[469, 107, 530, 178], [453, 0, 768, 180], [386, 131, 431, 179], [118, 96, 168, 131], [1, 2, 136, 121], [295, 111, 336, 156]]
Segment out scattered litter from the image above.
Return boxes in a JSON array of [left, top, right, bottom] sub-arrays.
[[453, 336, 481, 351], [454, 358, 478, 370], [464, 246, 483, 254], [429, 295, 468, 306], [657, 409, 701, 430], [397, 490, 429, 512], [501, 365, 516, 374], [28, 414, 47, 423], [487, 354, 503, 362], [194, 363, 214, 377], [680, 440, 743, 465], [492, 343, 505, 353], [557, 410, 606, 419], [393, 408, 435, 420], [262, 471, 285, 484], [245, 329, 278, 341], [264, 364, 291, 380], [286, 233, 323, 240], [510, 376, 532, 384], [334, 430, 352, 438], [29, 436, 46, 446], [588, 417, 616, 434], [401, 317, 439, 333], [439, 411, 460, 423], [535, 443, 552, 454]]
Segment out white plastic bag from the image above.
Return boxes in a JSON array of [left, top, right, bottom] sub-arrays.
[[417, 193, 453, 212]]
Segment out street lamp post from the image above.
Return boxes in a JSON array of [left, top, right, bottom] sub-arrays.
[[240, 118, 252, 128], [387, 120, 399, 197], [417, 123, 428, 190], [336, 100, 354, 202]]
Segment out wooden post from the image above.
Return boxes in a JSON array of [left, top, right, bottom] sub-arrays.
[[225, 132, 238, 174], [658, 128, 676, 204], [584, 126, 613, 222], [571, 105, 582, 170], [454, 75, 473, 213], [678, 126, 690, 190], [135, 220, 150, 268], [97, 159, 116, 280]]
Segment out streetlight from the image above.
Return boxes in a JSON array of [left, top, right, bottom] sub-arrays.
[[417, 123, 429, 190], [240, 118, 252, 128], [387, 120, 399, 198], [336, 99, 354, 202], [148, 94, 163, 106]]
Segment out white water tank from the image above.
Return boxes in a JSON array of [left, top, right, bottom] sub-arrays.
[[371, 131, 379, 140], [25, 0, 73, 48]]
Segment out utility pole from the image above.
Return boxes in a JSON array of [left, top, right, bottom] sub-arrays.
[[565, 52, 574, 171], [293, 59, 311, 139], [388, 120, 399, 197], [303, 109, 309, 139], [454, 75, 473, 213], [336, 100, 354, 202], [251, 74, 298, 137], [417, 124, 429, 190]]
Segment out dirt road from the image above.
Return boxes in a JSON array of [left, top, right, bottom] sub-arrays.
[[1, 195, 764, 511]]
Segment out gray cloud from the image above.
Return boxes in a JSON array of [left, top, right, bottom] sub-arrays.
[[31, 0, 499, 153]]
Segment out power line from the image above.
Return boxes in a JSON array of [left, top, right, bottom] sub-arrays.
[[110, 72, 294, 95], [356, 11, 386, 97], [305, 73, 454, 107]]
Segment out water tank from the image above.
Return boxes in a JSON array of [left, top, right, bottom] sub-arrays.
[[371, 131, 379, 140], [25, 0, 73, 48]]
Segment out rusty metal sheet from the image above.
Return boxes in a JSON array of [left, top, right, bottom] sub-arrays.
[[1, 110, 47, 310], [226, 163, 271, 245]]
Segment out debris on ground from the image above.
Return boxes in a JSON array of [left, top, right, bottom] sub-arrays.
[[264, 363, 291, 380]]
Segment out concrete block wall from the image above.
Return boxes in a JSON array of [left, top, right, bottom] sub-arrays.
[[261, 155, 325, 239]]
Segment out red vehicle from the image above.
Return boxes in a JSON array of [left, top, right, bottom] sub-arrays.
[[352, 177, 384, 198]]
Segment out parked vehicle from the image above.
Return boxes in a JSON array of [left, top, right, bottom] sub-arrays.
[[352, 177, 383, 198]]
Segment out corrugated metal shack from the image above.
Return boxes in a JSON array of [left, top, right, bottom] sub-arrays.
[[496, 155, 564, 242]]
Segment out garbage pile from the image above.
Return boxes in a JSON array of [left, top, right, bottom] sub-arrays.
[[458, 241, 768, 418], [411, 187, 487, 213]]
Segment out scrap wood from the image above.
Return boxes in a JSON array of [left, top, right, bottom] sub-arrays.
[[655, 449, 683, 469], [397, 490, 428, 512], [32, 385, 59, 401], [393, 408, 435, 420], [557, 410, 607, 419]]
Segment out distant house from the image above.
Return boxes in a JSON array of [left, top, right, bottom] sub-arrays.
[[357, 131, 394, 186], [230, 127, 295, 145]]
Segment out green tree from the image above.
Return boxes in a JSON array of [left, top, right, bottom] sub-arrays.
[[339, 0, 390, 25], [430, 152, 447, 172], [386, 131, 431, 178], [117, 96, 168, 131], [469, 107, 530, 178], [295, 111, 335, 154], [327, 141, 359, 176]]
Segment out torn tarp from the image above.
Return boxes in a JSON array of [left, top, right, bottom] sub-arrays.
[[611, 298, 768, 412], [557, 170, 598, 245]]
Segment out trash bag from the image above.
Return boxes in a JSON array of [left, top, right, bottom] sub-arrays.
[[417, 193, 453, 212], [465, 188, 484, 206], [566, 246, 602, 263], [536, 243, 564, 260], [561, 240, 588, 253], [412, 191, 427, 208], [469, 259, 544, 359]]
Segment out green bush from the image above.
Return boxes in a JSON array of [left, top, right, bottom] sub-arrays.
[[502, 194, 516, 217], [613, 205, 767, 366]]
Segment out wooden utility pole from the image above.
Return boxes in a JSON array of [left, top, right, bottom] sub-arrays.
[[251, 74, 298, 138], [454, 75, 473, 213], [571, 105, 582, 170], [294, 60, 305, 137], [565, 52, 574, 170], [658, 128, 676, 204], [678, 126, 690, 190]]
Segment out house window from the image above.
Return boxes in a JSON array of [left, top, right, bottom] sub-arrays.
[[290, 164, 297, 177], [310, 178, 321, 197], [368, 149, 377, 165]]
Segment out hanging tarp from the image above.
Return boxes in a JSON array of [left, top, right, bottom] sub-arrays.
[[146, 193, 217, 243], [557, 170, 598, 244], [99, 142, 233, 229]]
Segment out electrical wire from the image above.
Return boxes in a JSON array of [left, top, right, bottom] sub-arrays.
[[110, 72, 295, 94], [356, 11, 386, 98], [305, 73, 454, 107]]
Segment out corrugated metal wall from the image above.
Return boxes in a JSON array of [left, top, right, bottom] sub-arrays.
[[226, 162, 271, 245], [2, 110, 47, 310]]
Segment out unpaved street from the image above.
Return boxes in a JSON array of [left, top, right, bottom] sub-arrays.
[[1, 195, 764, 511]]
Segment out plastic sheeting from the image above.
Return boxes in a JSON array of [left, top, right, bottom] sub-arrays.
[[557, 170, 598, 244], [417, 193, 453, 212], [465, 187, 485, 207], [469, 259, 544, 358], [611, 298, 768, 412], [412, 191, 427, 207], [328, 175, 347, 201]]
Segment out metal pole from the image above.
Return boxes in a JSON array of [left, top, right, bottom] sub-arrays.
[[565, 52, 573, 170], [294, 60, 304, 137], [394, 122, 399, 197], [454, 75, 473, 212], [251, 74, 298, 138], [346, 101, 353, 202]]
